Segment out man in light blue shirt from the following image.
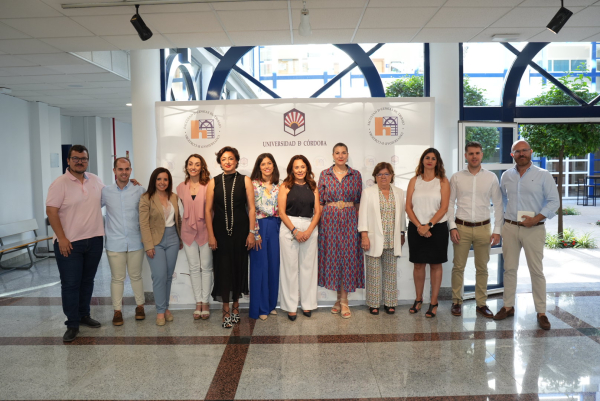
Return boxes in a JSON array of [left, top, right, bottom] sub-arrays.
[[493, 140, 560, 330], [101, 157, 146, 326]]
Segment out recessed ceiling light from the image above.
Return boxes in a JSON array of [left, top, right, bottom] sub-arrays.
[[126, 103, 132, 106], [491, 34, 520, 41]]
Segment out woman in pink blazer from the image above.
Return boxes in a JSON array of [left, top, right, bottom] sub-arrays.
[[176, 154, 213, 320]]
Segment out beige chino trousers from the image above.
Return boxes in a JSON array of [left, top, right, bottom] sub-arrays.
[[106, 249, 145, 310], [451, 223, 491, 306], [501, 222, 546, 313]]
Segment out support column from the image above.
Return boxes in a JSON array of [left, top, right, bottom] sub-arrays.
[[130, 49, 161, 294], [429, 43, 460, 291], [29, 102, 52, 236]]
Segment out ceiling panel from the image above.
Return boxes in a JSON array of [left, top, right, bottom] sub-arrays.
[[213, 1, 288, 11], [293, 29, 354, 45], [42, 0, 135, 16], [0, 0, 62, 18], [492, 6, 585, 28], [17, 52, 89, 66], [354, 28, 419, 44], [469, 27, 544, 42], [360, 7, 439, 29], [164, 32, 232, 48], [1, 65, 65, 75], [69, 15, 141, 36], [218, 9, 290, 31], [26, 74, 86, 83], [0, 76, 46, 84], [0, 17, 95, 38], [426, 7, 513, 28], [520, 0, 596, 6], [444, 0, 523, 6], [528, 26, 600, 42], [45, 64, 108, 74], [142, 12, 224, 33], [228, 30, 291, 46], [0, 70, 20, 77], [101, 34, 173, 51], [41, 37, 119, 52], [290, 0, 366, 9], [291, 8, 364, 30], [368, 0, 445, 6], [6, 83, 63, 90], [568, 6, 600, 27], [0, 21, 31, 39], [412, 27, 483, 43], [0, 55, 38, 67], [0, 39, 62, 54], [69, 72, 127, 82]]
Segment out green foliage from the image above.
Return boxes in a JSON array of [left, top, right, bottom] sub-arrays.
[[596, 220, 600, 226], [558, 206, 581, 215], [463, 76, 488, 106], [385, 75, 424, 98], [465, 126, 499, 162], [545, 227, 597, 249], [520, 74, 600, 159]]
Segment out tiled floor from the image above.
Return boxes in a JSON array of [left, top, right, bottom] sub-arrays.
[[1, 253, 600, 401]]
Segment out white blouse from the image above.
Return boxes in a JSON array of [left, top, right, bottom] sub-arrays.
[[412, 176, 448, 224], [164, 202, 175, 228]]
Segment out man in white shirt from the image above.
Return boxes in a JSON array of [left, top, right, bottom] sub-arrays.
[[447, 141, 503, 318]]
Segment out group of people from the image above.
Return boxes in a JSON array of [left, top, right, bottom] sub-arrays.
[[46, 137, 559, 342]]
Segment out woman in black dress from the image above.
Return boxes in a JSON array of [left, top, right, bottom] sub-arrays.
[[205, 146, 256, 328]]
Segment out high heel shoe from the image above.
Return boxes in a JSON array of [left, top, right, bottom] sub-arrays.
[[288, 313, 297, 321], [303, 310, 311, 317], [409, 299, 423, 314], [384, 305, 396, 315], [200, 302, 210, 320], [425, 303, 439, 318], [231, 303, 240, 324], [193, 303, 202, 320], [340, 299, 351, 319], [222, 309, 233, 329]]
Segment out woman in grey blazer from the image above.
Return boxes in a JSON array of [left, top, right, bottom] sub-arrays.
[[357, 162, 406, 315], [139, 167, 182, 326]]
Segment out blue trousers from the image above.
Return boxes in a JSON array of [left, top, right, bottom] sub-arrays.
[[146, 226, 180, 314], [249, 217, 281, 319], [54, 236, 104, 328]]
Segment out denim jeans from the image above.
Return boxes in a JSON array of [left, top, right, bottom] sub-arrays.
[[146, 226, 180, 314], [54, 236, 104, 328]]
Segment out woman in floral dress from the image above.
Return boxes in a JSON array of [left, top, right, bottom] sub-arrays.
[[318, 143, 364, 319]]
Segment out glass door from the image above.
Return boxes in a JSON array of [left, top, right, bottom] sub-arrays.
[[457, 121, 518, 294]]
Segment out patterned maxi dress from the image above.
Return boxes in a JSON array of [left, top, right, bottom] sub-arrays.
[[318, 165, 364, 292]]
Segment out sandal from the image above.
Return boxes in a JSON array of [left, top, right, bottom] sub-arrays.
[[425, 303, 439, 318], [200, 302, 210, 320], [369, 307, 379, 315], [384, 305, 396, 315], [222, 308, 233, 329], [331, 294, 342, 314], [340, 299, 351, 319], [231, 302, 240, 324], [409, 299, 423, 314], [193, 303, 202, 320]]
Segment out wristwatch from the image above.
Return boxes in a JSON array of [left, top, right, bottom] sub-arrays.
[[428, 222, 433, 228]]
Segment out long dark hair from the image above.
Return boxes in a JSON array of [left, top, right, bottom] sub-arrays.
[[415, 148, 446, 179], [144, 167, 173, 199], [282, 155, 316, 191], [184, 154, 210, 185], [250, 153, 280, 184]]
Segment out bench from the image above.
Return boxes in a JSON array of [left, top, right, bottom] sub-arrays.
[[0, 219, 53, 274]]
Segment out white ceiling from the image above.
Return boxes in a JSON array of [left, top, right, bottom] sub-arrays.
[[1, 0, 600, 123]]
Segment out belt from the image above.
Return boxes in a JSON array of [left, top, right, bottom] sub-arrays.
[[455, 218, 490, 227], [325, 201, 354, 209], [505, 219, 544, 227]]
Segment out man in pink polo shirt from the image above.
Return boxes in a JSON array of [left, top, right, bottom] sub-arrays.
[[46, 145, 105, 342]]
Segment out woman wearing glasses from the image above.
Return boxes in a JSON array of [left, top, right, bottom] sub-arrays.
[[358, 162, 406, 315]]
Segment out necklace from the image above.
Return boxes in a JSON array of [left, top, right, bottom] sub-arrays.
[[334, 166, 348, 174], [222, 172, 237, 236]]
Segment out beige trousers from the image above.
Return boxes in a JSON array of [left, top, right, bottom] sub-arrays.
[[106, 249, 145, 310], [451, 223, 491, 306], [501, 222, 546, 313]]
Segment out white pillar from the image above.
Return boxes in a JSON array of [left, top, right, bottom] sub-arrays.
[[130, 49, 161, 294], [429, 43, 460, 289], [201, 64, 214, 100], [29, 102, 52, 236]]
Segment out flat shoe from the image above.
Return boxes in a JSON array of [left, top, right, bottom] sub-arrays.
[[165, 313, 174, 322], [269, 309, 277, 315], [156, 317, 166, 326], [259, 315, 268, 321]]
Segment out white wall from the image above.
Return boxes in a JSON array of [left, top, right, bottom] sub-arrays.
[[115, 120, 134, 176]]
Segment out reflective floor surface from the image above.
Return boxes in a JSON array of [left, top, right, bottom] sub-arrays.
[[1, 254, 599, 401]]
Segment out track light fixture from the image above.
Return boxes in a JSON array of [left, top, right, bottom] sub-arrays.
[[131, 4, 153, 41], [298, 0, 312, 37], [546, 0, 573, 34]]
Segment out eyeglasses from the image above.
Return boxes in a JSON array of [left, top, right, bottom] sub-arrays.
[[512, 149, 531, 155], [70, 157, 89, 163], [376, 173, 391, 178]]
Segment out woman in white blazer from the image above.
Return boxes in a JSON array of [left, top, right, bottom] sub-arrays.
[[358, 162, 406, 315]]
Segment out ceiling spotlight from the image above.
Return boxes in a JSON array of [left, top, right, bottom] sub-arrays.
[[546, 0, 573, 34], [131, 4, 153, 41], [126, 103, 132, 106], [298, 0, 312, 37]]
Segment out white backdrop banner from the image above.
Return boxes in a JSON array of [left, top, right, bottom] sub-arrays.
[[154, 97, 435, 306]]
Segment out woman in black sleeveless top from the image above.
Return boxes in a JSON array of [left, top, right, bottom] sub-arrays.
[[205, 147, 256, 328], [277, 155, 321, 321]]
